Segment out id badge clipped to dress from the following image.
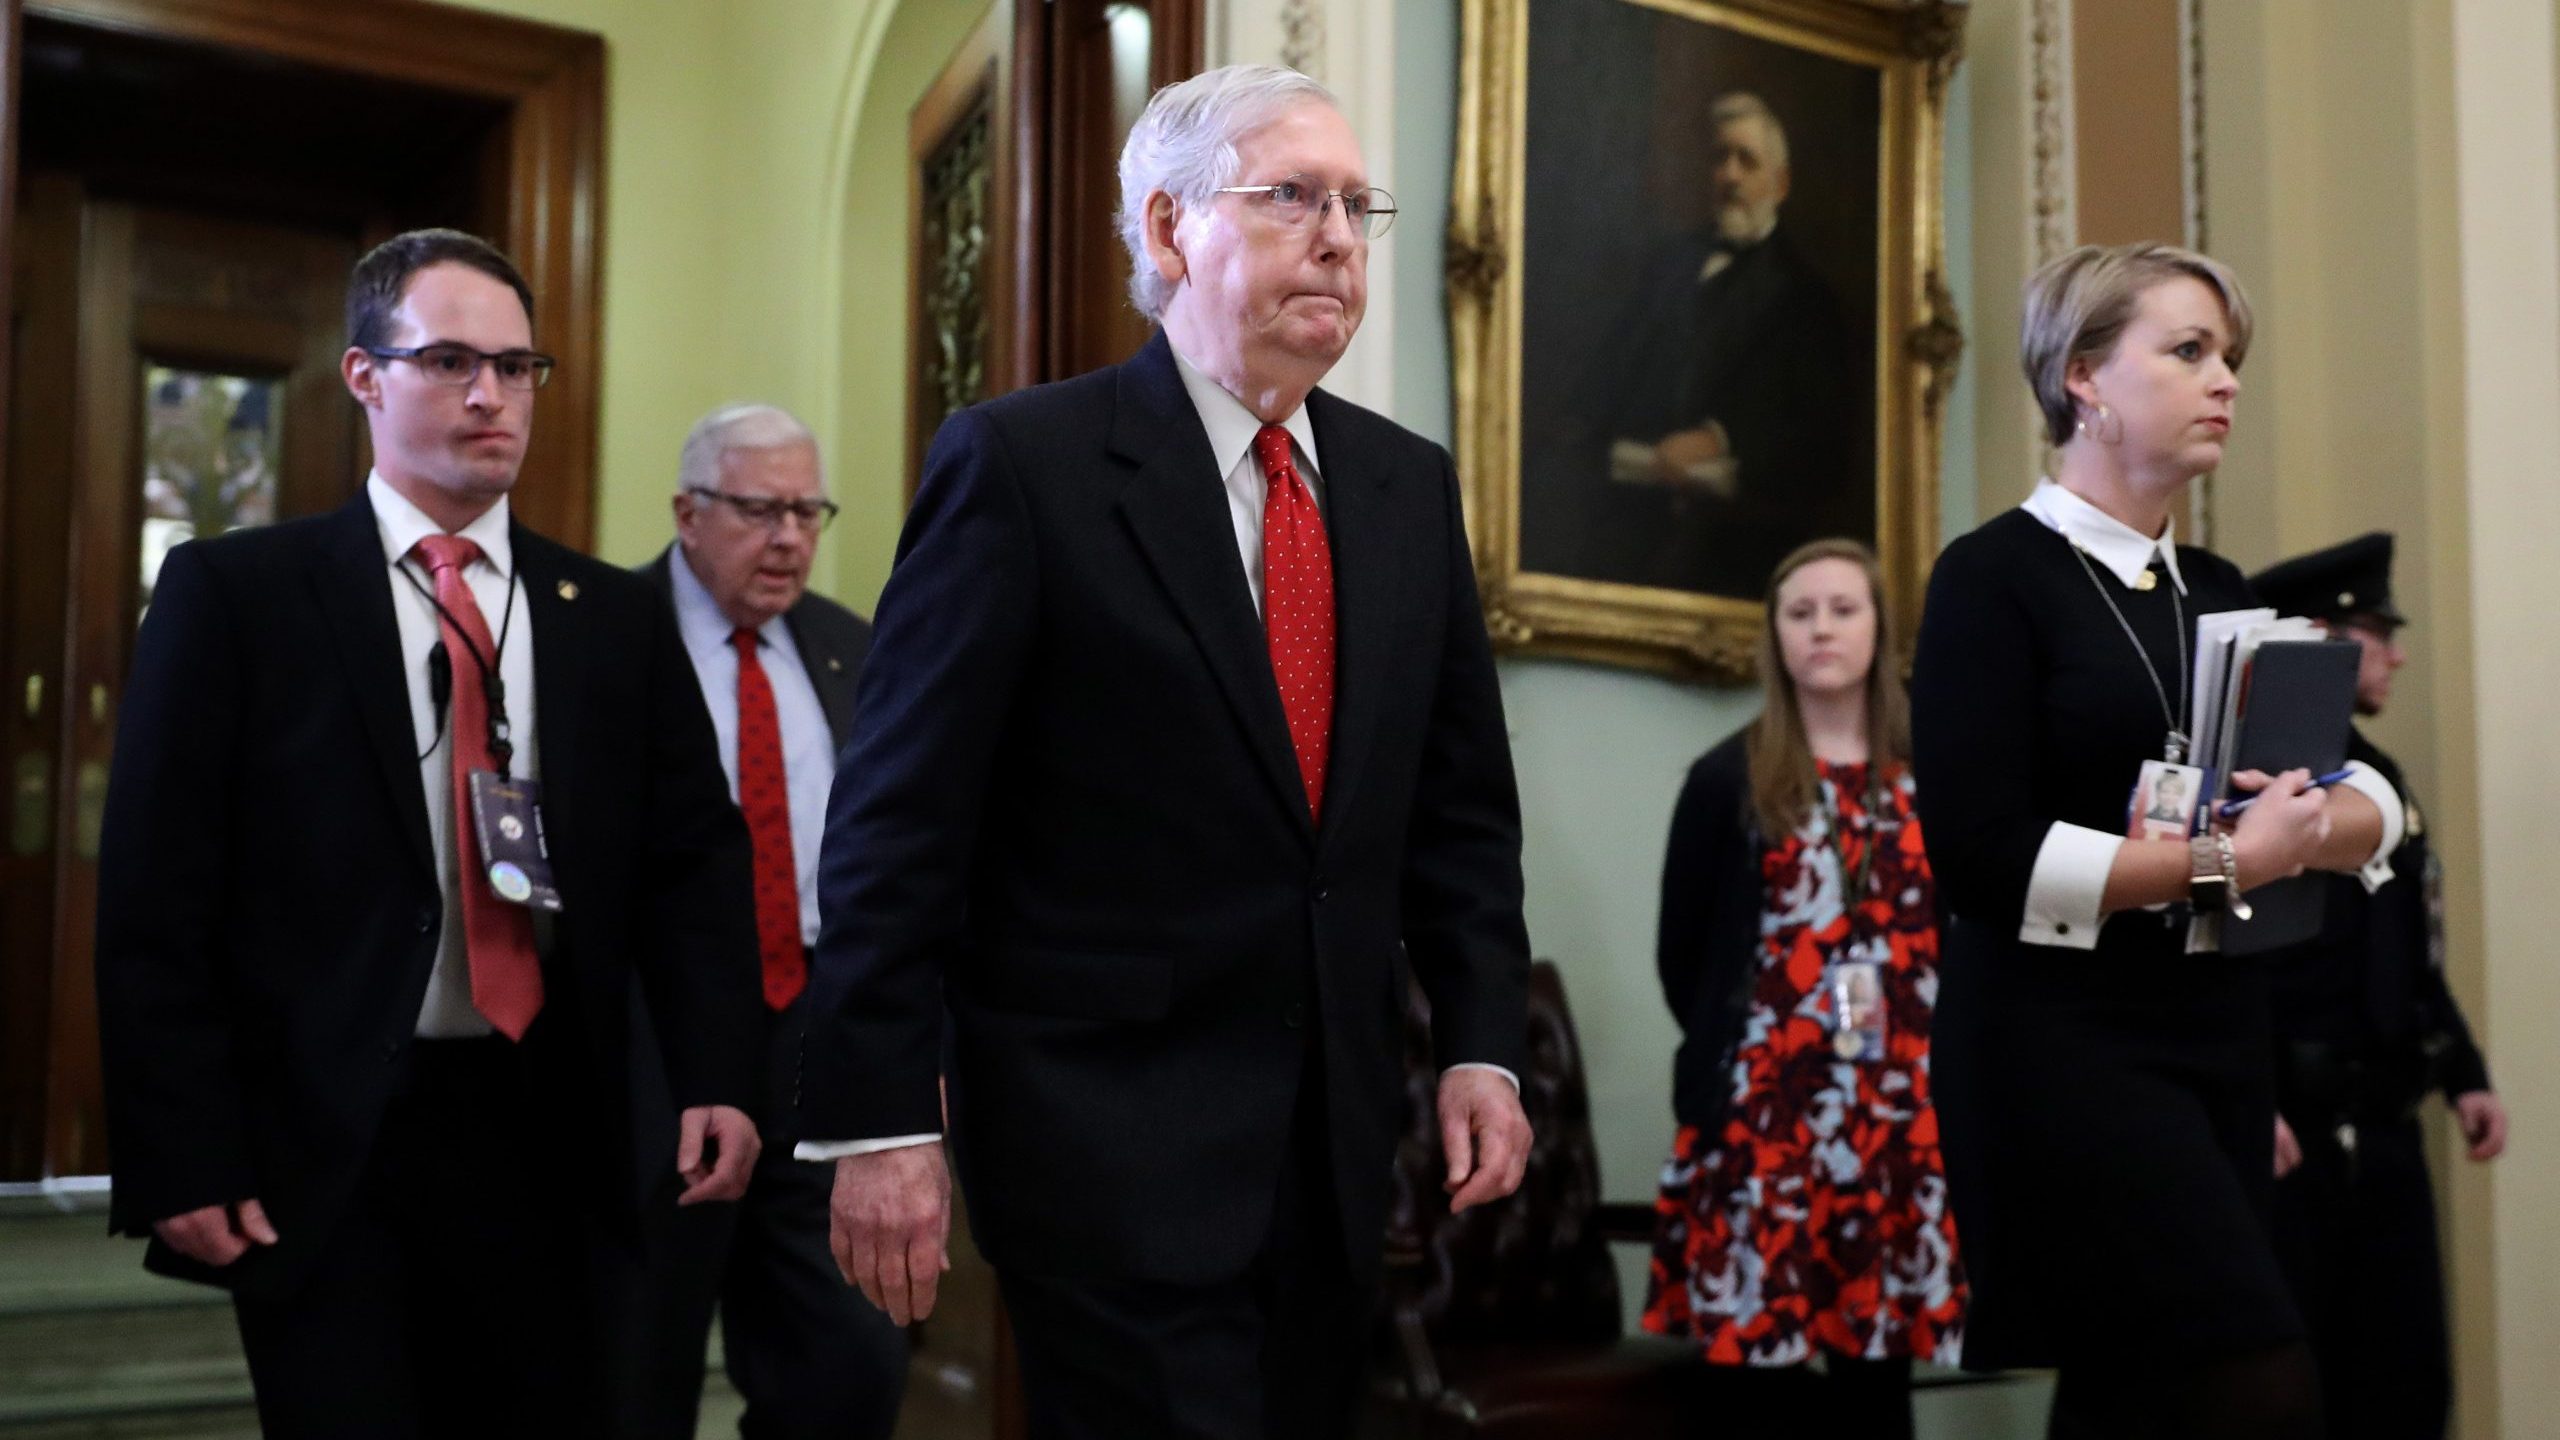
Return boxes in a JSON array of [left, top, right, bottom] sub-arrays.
[[467, 772, 564, 912], [1827, 957, 1888, 1063]]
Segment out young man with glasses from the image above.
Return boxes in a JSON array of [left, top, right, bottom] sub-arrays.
[[799, 65, 1533, 1438], [603, 405, 906, 1439], [94, 228, 766, 1436]]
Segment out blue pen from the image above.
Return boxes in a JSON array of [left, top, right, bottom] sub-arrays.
[[2215, 768, 2357, 821]]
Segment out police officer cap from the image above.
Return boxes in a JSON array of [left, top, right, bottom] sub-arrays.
[[2249, 531, 2405, 628]]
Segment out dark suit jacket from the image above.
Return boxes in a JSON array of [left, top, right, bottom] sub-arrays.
[[636, 546, 872, 1147], [94, 491, 764, 1298], [801, 331, 1532, 1287], [1654, 733, 1768, 1134]]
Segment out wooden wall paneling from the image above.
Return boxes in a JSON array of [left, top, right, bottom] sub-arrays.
[[48, 195, 135, 1179], [22, 0, 608, 551], [0, 172, 74, 1182]]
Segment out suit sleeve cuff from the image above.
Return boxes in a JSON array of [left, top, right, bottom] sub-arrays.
[[1443, 1061, 1520, 1093], [794, 1133, 940, 1162], [2020, 822, 2122, 951], [2336, 761, 2404, 891]]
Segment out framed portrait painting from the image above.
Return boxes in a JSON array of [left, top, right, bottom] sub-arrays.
[[1450, 0, 1965, 680]]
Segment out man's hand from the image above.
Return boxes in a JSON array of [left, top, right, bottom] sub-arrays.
[[154, 1198, 279, 1267], [676, 1104, 762, 1205], [1439, 1068, 1533, 1213], [2454, 1090, 2508, 1162], [2273, 1115, 2303, 1179], [828, 1142, 952, 1326]]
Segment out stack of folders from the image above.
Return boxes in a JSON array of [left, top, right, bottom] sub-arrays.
[[2189, 610, 2361, 954]]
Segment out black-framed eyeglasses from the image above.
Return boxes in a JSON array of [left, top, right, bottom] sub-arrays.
[[366, 343, 557, 391], [685, 487, 840, 533], [1208, 174, 1397, 239]]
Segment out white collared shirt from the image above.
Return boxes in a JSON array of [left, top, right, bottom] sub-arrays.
[[1169, 344, 1324, 617], [2013, 480, 2403, 952], [794, 344, 1512, 1164], [369, 472, 539, 1036], [668, 546, 837, 948]]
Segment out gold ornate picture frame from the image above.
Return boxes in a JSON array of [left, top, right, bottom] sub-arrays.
[[1449, 0, 1965, 681]]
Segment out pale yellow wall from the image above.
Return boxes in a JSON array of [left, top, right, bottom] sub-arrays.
[[447, 0, 936, 609], [2209, 1, 2560, 1434]]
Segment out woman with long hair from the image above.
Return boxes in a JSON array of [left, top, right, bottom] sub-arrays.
[[1645, 538, 1964, 1439], [1909, 243, 2400, 1439]]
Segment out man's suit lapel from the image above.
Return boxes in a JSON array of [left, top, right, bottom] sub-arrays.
[[1110, 333, 1314, 837], [1306, 388, 1397, 851], [313, 494, 437, 881], [512, 525, 587, 830], [783, 604, 861, 750]]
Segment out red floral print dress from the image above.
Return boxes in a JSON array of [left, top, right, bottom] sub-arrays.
[[1641, 761, 1966, 1366]]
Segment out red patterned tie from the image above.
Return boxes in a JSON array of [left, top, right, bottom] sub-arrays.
[[733, 629, 807, 1011], [411, 535, 543, 1040], [1254, 424, 1335, 820]]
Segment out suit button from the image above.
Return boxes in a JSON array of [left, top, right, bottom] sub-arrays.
[[1313, 888, 1330, 904], [415, 906, 437, 935], [383, 1039, 406, 1061], [1283, 1003, 1307, 1029]]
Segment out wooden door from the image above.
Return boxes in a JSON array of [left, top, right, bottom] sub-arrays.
[[0, 182, 355, 1181], [1034, 0, 1203, 383], [0, 0, 607, 1189]]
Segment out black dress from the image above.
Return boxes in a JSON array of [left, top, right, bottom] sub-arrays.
[[1909, 505, 2295, 1369]]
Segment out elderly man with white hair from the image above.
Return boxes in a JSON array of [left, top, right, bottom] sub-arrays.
[[795, 64, 1535, 1438], [607, 403, 906, 1440]]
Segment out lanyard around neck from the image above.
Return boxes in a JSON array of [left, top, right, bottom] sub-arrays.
[[2067, 540, 2189, 764]]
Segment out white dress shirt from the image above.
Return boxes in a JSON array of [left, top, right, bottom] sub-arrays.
[[668, 546, 836, 948], [796, 342, 1512, 1165], [2014, 480, 2403, 952], [369, 473, 540, 1037]]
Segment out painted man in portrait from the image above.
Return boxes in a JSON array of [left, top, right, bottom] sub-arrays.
[[1578, 92, 1862, 598]]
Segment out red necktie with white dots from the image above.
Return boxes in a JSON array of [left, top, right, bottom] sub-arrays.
[[411, 535, 542, 1039], [732, 628, 807, 1011], [1253, 424, 1335, 821]]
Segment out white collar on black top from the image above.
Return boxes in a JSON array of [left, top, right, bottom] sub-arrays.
[[1168, 342, 1324, 495], [2021, 478, 2186, 594]]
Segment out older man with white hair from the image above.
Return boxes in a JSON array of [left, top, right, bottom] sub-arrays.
[[608, 404, 906, 1440], [796, 64, 1535, 1438]]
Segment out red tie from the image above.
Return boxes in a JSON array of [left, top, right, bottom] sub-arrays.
[[733, 629, 807, 1011], [1254, 425, 1335, 820], [412, 535, 543, 1040]]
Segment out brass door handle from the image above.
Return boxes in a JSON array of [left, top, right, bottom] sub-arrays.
[[10, 751, 50, 857], [21, 673, 41, 720], [75, 759, 108, 861]]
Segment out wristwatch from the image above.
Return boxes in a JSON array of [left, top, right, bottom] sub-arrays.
[[2188, 834, 2252, 921]]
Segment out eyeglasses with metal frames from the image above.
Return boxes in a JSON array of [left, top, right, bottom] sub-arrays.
[[1207, 174, 1397, 239], [365, 343, 557, 391], [684, 487, 841, 533]]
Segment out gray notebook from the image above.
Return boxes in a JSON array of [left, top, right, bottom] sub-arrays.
[[2219, 639, 2361, 955]]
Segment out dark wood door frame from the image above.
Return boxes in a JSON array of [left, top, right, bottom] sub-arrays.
[[5, 0, 606, 549]]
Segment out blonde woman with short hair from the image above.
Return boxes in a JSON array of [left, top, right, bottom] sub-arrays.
[[1909, 244, 2402, 1438]]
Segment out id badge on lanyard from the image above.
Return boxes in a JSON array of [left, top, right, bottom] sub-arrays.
[[468, 772, 563, 911], [1828, 954, 1888, 1062]]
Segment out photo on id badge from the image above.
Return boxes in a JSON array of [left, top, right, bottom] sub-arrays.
[[2129, 759, 2204, 842]]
